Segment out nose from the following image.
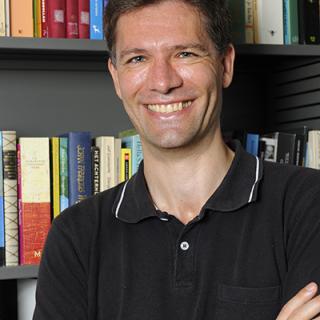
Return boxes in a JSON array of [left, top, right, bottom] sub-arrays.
[[147, 58, 183, 94]]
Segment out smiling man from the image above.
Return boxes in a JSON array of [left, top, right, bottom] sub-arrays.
[[33, 1, 320, 319]]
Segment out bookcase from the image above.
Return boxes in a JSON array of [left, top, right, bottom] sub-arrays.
[[2, 38, 320, 319]]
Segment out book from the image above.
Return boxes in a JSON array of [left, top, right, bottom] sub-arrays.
[[254, 0, 284, 44], [0, 0, 5, 36], [306, 130, 320, 169], [10, 0, 34, 37], [260, 135, 277, 162], [95, 136, 121, 191], [283, 0, 299, 44], [0, 132, 5, 266], [275, 132, 296, 165], [2, 131, 18, 266], [51, 137, 60, 218], [78, 0, 90, 38], [120, 133, 143, 175], [59, 137, 69, 211], [40, 0, 48, 37], [120, 148, 132, 182], [245, 133, 260, 156], [47, 0, 66, 38], [33, 0, 42, 37], [66, 0, 79, 38], [18, 138, 51, 265], [63, 132, 92, 206], [228, 0, 246, 44], [298, 0, 320, 44], [91, 146, 100, 195], [4, 0, 10, 36], [244, 0, 254, 43], [90, 0, 103, 39]]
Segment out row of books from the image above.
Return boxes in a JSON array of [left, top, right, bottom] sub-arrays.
[[236, 126, 320, 169], [0, 129, 143, 267], [229, 0, 320, 45], [0, 0, 108, 39]]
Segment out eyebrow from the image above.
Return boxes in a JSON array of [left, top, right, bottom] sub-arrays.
[[119, 43, 209, 60]]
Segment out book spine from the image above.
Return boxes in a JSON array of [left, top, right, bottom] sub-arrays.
[[4, 0, 10, 36], [47, 0, 66, 38], [51, 137, 60, 218], [283, 0, 290, 44], [0, 0, 5, 36], [120, 148, 132, 182], [67, 132, 92, 206], [121, 135, 143, 175], [33, 0, 42, 37], [90, 0, 103, 39], [10, 0, 34, 37], [289, 0, 299, 44], [78, 0, 90, 38], [115, 138, 121, 186], [2, 131, 18, 266], [19, 138, 51, 265], [304, 0, 320, 44], [229, 0, 246, 44], [17, 143, 22, 264], [91, 146, 100, 195], [59, 137, 69, 211], [276, 132, 296, 165], [0, 132, 5, 266], [66, 0, 79, 38], [244, 0, 254, 43], [41, 0, 48, 37], [245, 133, 260, 156]]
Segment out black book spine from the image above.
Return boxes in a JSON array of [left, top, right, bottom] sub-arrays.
[[91, 146, 100, 195], [276, 132, 296, 165]]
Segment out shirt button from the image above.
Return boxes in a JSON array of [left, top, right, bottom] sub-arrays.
[[180, 241, 190, 251]]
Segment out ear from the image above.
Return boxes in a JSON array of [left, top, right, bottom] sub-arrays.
[[221, 44, 235, 89], [108, 58, 122, 99]]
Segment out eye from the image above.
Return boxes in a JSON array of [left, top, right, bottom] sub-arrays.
[[127, 56, 146, 64], [178, 51, 197, 58]]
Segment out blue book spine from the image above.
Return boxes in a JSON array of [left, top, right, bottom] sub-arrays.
[[90, 0, 103, 40], [121, 135, 143, 175], [246, 133, 260, 156], [66, 132, 92, 206], [283, 0, 290, 44], [0, 132, 5, 265], [59, 137, 69, 212]]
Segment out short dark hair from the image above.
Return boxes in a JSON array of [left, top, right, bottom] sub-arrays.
[[104, 0, 232, 63]]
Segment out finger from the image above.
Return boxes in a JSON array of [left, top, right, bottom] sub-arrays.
[[287, 295, 320, 320], [276, 282, 318, 320]]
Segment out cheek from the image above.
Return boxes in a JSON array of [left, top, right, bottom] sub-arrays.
[[118, 69, 147, 100]]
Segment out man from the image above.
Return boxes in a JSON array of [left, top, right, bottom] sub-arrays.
[[33, 0, 320, 319]]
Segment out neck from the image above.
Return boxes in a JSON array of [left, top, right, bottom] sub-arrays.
[[143, 129, 235, 225]]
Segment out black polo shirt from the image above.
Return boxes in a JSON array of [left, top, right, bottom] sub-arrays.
[[33, 141, 320, 320]]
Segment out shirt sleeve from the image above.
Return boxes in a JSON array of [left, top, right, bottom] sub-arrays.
[[281, 169, 320, 305], [33, 215, 88, 320]]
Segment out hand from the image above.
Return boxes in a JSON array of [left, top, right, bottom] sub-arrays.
[[276, 282, 320, 319]]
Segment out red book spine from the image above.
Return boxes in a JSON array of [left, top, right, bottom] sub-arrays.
[[47, 0, 66, 38], [78, 0, 89, 38], [66, 0, 79, 38], [20, 203, 51, 265], [41, 0, 48, 37]]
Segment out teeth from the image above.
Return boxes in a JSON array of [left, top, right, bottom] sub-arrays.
[[147, 101, 192, 113]]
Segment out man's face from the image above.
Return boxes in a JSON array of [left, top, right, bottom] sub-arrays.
[[109, 0, 235, 150]]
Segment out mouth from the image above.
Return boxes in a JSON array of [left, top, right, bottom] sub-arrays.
[[146, 100, 192, 113]]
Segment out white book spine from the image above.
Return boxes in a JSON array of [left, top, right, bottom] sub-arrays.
[[4, 0, 9, 36], [245, 0, 254, 43]]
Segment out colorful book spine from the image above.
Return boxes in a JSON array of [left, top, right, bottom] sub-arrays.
[[90, 0, 103, 39], [33, 0, 42, 37], [40, 0, 48, 37], [19, 138, 51, 265], [51, 137, 60, 218], [245, 133, 260, 156], [120, 148, 132, 183], [0, 132, 5, 266], [10, 0, 34, 37], [79, 0, 90, 38], [121, 134, 143, 175], [47, 0, 66, 38], [65, 132, 92, 206], [0, 0, 5, 36], [2, 131, 18, 266], [283, 0, 299, 44], [91, 146, 100, 195], [59, 137, 69, 211], [66, 0, 79, 38], [245, 0, 254, 43]]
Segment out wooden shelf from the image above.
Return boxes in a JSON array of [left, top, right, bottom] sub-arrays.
[[0, 265, 38, 280]]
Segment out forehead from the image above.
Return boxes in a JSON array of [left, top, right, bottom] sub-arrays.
[[114, 1, 212, 52]]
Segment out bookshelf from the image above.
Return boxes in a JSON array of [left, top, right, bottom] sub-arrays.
[[2, 38, 320, 319]]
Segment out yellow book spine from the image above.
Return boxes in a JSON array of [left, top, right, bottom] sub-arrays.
[[120, 148, 132, 183], [51, 137, 60, 218]]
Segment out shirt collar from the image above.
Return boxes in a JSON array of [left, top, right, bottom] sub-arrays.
[[112, 140, 264, 223]]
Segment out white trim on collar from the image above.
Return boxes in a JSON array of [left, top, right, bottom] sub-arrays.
[[248, 156, 260, 203], [115, 180, 130, 218]]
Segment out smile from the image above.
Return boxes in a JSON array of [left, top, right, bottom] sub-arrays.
[[147, 101, 192, 113]]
